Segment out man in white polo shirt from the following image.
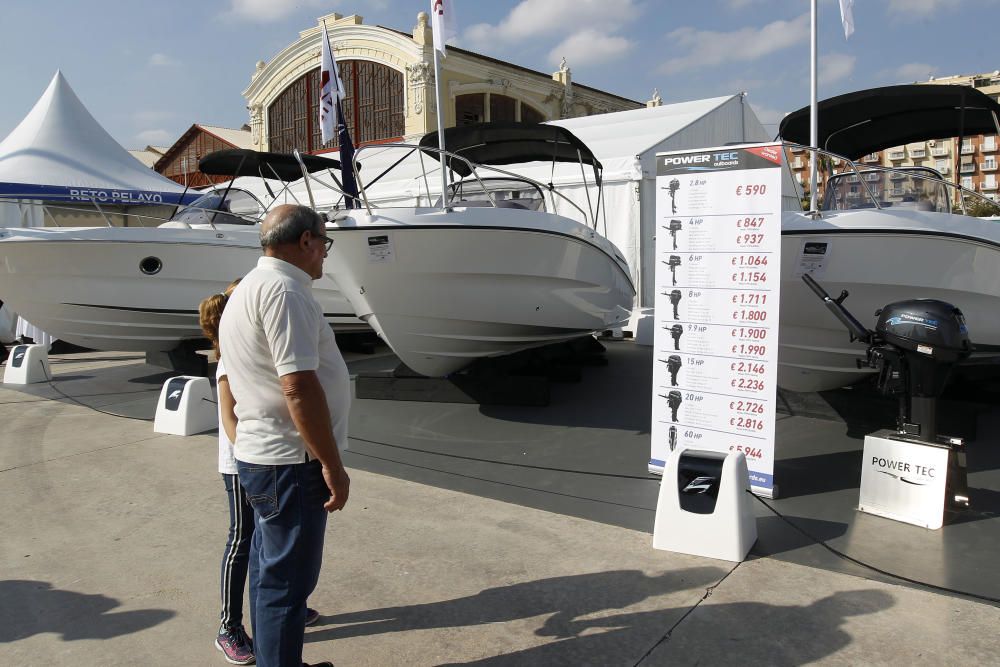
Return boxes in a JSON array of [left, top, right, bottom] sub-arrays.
[[219, 204, 349, 667]]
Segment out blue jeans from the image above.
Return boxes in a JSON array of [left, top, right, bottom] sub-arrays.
[[237, 459, 328, 667]]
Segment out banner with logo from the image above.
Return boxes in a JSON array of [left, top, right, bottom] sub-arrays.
[[649, 143, 784, 497]]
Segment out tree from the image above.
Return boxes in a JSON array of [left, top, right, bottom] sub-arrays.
[[964, 196, 1000, 217]]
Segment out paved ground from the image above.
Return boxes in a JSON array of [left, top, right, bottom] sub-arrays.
[[1, 350, 999, 666]]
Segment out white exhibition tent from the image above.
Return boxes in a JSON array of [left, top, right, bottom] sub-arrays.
[[0, 70, 192, 228]]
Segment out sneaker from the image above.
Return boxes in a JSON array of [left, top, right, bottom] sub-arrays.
[[215, 626, 255, 665], [305, 607, 321, 626]]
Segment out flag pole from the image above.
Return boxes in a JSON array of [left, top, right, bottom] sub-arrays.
[[432, 44, 449, 210], [809, 0, 819, 216]]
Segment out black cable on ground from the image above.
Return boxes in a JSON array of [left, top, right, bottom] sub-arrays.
[[350, 435, 660, 480], [632, 562, 742, 666], [749, 492, 1000, 605], [44, 377, 155, 422], [347, 448, 655, 512]]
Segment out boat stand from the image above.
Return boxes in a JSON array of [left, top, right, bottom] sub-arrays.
[[355, 337, 609, 406]]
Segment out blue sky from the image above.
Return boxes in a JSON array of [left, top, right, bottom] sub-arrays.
[[2, 0, 998, 150]]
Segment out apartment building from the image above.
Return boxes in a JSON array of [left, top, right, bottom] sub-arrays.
[[789, 71, 1000, 205]]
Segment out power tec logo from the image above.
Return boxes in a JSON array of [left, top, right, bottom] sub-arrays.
[[871, 455, 937, 486], [663, 154, 712, 167], [662, 152, 740, 171]]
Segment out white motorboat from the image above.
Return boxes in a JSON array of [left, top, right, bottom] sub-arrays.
[[319, 123, 636, 377], [0, 151, 365, 353], [777, 85, 1000, 392]]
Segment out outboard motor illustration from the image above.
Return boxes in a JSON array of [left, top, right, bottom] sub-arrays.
[[669, 323, 684, 350], [666, 255, 682, 286], [666, 390, 683, 422], [668, 219, 683, 250], [802, 274, 973, 509], [666, 355, 682, 386], [668, 289, 682, 320], [668, 178, 680, 214], [668, 425, 678, 452]]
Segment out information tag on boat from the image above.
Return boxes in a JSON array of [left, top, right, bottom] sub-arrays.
[[649, 143, 783, 497], [366, 234, 396, 263]]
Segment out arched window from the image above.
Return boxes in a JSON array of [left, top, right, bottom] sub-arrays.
[[268, 60, 405, 154], [455, 93, 547, 126], [520, 104, 544, 124]]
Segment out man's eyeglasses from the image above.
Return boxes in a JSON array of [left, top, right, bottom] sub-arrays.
[[313, 231, 333, 252]]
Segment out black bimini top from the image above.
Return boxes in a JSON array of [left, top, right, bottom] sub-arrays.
[[199, 149, 342, 181], [779, 84, 1000, 160], [419, 122, 602, 181]]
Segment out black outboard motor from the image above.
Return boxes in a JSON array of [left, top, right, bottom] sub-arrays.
[[668, 178, 680, 214], [668, 425, 678, 452], [802, 275, 972, 509], [667, 355, 682, 386], [871, 300, 971, 441], [668, 219, 683, 250], [669, 324, 683, 350], [666, 255, 682, 286], [668, 289, 682, 320], [666, 390, 683, 422]]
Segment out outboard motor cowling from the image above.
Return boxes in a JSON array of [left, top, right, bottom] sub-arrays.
[[871, 299, 971, 440]]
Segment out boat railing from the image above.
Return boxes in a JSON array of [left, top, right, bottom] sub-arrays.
[[782, 142, 1000, 218], [339, 142, 597, 227]]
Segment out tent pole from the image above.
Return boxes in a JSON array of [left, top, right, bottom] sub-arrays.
[[808, 0, 819, 217]]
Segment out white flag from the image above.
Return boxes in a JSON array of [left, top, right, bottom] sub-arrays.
[[431, 0, 457, 57], [319, 24, 343, 145], [839, 0, 855, 40]]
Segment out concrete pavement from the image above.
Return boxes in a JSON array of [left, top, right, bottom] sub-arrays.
[[1, 351, 998, 666]]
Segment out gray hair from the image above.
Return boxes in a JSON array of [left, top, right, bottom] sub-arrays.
[[259, 205, 324, 249]]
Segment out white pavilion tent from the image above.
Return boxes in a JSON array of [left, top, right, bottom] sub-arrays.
[[0, 70, 193, 229]]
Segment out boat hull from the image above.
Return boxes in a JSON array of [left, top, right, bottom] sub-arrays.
[[328, 208, 635, 376], [779, 210, 1000, 392], [0, 226, 364, 352]]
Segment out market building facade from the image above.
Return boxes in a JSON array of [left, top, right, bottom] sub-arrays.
[[242, 12, 642, 156]]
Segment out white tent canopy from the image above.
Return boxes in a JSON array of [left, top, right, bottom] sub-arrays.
[[0, 70, 190, 209]]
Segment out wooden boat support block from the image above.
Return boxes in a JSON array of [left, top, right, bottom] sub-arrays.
[[355, 372, 550, 406]]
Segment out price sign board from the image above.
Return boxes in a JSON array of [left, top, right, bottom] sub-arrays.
[[649, 143, 783, 497]]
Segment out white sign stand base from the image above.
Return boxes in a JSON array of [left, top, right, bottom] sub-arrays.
[[653, 448, 758, 562], [3, 344, 51, 384], [858, 430, 950, 530], [153, 376, 217, 436]]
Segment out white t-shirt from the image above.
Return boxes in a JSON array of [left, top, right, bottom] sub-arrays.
[[216, 359, 238, 475], [218, 256, 351, 466]]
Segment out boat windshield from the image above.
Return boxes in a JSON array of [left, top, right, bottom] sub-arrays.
[[171, 189, 264, 225], [445, 177, 546, 211], [823, 167, 951, 213]]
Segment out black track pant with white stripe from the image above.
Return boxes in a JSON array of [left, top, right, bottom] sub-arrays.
[[220, 473, 255, 630]]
